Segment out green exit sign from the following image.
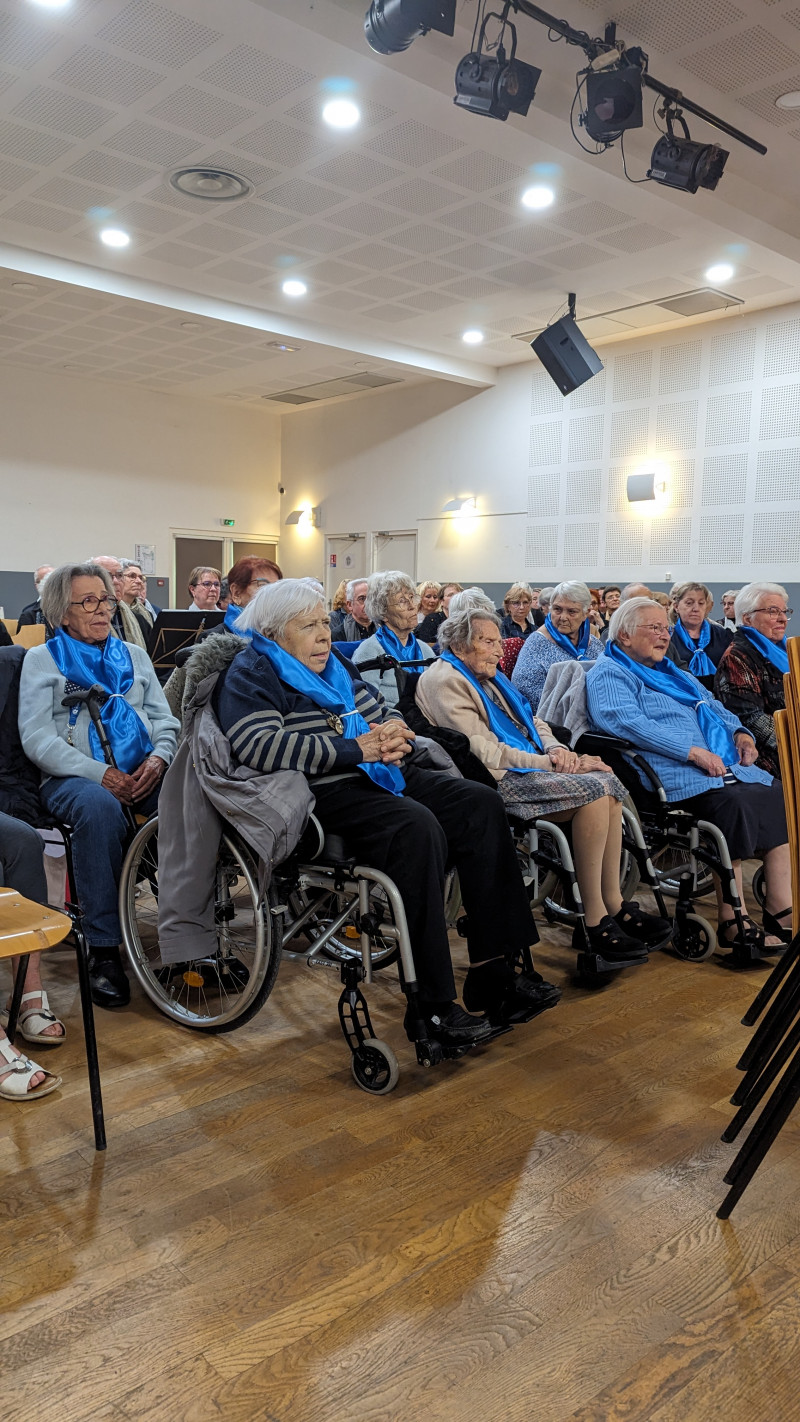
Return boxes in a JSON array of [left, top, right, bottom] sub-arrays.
[[222, 518, 235, 527]]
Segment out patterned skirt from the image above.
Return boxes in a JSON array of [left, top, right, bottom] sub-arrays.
[[499, 768, 627, 821]]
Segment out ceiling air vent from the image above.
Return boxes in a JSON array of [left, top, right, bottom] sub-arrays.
[[656, 288, 739, 317], [263, 372, 402, 404], [513, 288, 743, 343]]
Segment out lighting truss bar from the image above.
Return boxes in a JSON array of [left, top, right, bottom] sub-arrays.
[[507, 0, 767, 155]]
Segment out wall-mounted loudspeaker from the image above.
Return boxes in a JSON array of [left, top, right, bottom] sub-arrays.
[[531, 311, 603, 395]]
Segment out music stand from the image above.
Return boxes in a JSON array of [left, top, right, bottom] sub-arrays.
[[147, 610, 224, 678]]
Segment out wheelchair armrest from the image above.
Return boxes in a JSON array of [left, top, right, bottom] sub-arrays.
[[577, 731, 635, 754], [576, 733, 669, 805], [546, 722, 572, 747]]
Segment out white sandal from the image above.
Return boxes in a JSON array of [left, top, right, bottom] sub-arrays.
[[2, 990, 65, 1046], [0, 1036, 61, 1100]]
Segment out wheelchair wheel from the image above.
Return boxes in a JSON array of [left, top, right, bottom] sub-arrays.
[[651, 839, 715, 899], [351, 1038, 399, 1094], [752, 866, 766, 909], [672, 912, 716, 962], [282, 879, 399, 969], [120, 818, 280, 1032]]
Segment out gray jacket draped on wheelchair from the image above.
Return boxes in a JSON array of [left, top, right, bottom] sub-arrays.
[[156, 638, 313, 965]]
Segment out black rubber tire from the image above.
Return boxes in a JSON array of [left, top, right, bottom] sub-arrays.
[[351, 1038, 400, 1094]]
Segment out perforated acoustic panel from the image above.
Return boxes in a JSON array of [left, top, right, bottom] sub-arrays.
[[525, 309, 800, 580]]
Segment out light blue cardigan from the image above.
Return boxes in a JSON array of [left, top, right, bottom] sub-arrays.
[[586, 652, 771, 802], [19, 640, 179, 784]]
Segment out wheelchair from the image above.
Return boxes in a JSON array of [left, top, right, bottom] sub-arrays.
[[119, 812, 493, 1095]]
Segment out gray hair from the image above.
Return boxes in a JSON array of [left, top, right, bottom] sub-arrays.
[[438, 606, 501, 653], [449, 587, 496, 617], [364, 570, 416, 626], [236, 578, 324, 642], [735, 581, 789, 623], [119, 558, 143, 574], [723, 589, 739, 601], [550, 580, 592, 613], [608, 595, 667, 643], [345, 577, 367, 603], [40, 562, 115, 629], [538, 586, 555, 612]]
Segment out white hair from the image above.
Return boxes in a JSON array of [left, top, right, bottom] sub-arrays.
[[438, 606, 501, 652], [236, 578, 324, 640], [449, 587, 496, 617], [346, 577, 367, 603], [550, 580, 592, 613], [40, 562, 115, 629], [608, 595, 667, 642], [364, 570, 416, 625], [538, 586, 555, 611], [734, 581, 789, 623]]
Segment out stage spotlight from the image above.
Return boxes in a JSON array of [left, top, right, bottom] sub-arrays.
[[454, 47, 540, 121], [364, 0, 455, 56], [648, 111, 729, 193], [582, 57, 643, 144]]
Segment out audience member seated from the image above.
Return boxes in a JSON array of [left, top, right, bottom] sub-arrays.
[[586, 597, 792, 950], [588, 589, 605, 637], [665, 580, 733, 689], [332, 578, 374, 643], [417, 583, 462, 644], [329, 578, 349, 640], [0, 810, 63, 1101], [214, 580, 559, 1036], [186, 565, 222, 612], [416, 608, 669, 962], [16, 565, 53, 632], [91, 555, 147, 648], [0, 623, 11, 650], [512, 581, 604, 711], [529, 588, 545, 628], [223, 557, 282, 629], [119, 560, 160, 642], [620, 582, 654, 602], [352, 571, 435, 710], [19, 563, 179, 1007], [715, 582, 791, 782], [416, 580, 442, 625], [718, 590, 738, 632], [500, 583, 536, 641]]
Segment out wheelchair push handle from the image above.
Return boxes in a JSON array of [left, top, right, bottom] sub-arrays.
[[356, 653, 430, 674], [61, 685, 119, 770]]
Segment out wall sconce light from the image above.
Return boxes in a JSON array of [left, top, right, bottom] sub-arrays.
[[626, 473, 668, 503], [442, 496, 477, 513], [285, 506, 320, 527]]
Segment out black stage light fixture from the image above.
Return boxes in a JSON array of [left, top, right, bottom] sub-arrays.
[[648, 108, 729, 193], [583, 53, 644, 144], [531, 295, 603, 396], [364, 0, 455, 55], [454, 44, 541, 121]]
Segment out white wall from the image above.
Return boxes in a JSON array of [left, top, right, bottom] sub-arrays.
[[280, 300, 800, 588], [0, 364, 281, 579]]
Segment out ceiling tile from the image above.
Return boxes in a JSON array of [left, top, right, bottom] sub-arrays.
[[379, 176, 456, 216], [49, 46, 166, 105], [494, 223, 566, 256], [234, 120, 331, 167], [0, 13, 61, 69], [680, 25, 800, 91], [30, 174, 116, 210], [303, 258, 365, 285], [352, 273, 417, 298], [103, 120, 196, 165], [392, 258, 463, 284], [263, 177, 342, 215], [11, 86, 115, 140], [314, 289, 378, 311], [397, 291, 465, 311], [431, 151, 527, 190], [285, 95, 396, 128], [96, 2, 223, 67], [616, 0, 746, 51], [547, 242, 617, 268], [1, 198, 77, 231], [205, 258, 271, 283], [147, 86, 254, 138], [280, 222, 354, 253], [176, 220, 253, 253], [339, 241, 407, 269], [440, 276, 508, 298], [388, 223, 459, 255], [0, 156, 37, 190], [198, 46, 315, 106], [360, 302, 416, 322], [603, 225, 680, 252], [328, 201, 400, 235], [491, 260, 552, 287], [306, 150, 398, 191], [146, 240, 211, 267], [187, 149, 280, 188], [556, 200, 633, 235], [0, 121, 74, 165], [364, 120, 464, 166], [204, 201, 291, 237], [738, 74, 800, 126], [442, 242, 507, 270], [67, 149, 158, 186], [115, 199, 187, 233], [438, 201, 516, 236]]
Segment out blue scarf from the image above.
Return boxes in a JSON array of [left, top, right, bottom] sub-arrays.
[[544, 614, 592, 661], [375, 623, 423, 665], [224, 602, 251, 639], [48, 631, 154, 774], [250, 632, 404, 796], [740, 625, 789, 676], [672, 618, 716, 677], [440, 650, 545, 773], [606, 640, 738, 765]]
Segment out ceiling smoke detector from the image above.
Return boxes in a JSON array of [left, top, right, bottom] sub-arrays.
[[169, 168, 251, 201]]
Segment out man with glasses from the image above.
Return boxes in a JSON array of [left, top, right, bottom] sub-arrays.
[[186, 566, 222, 612], [91, 554, 147, 649], [715, 582, 793, 782]]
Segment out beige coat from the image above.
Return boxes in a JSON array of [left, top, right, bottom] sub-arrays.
[[416, 658, 559, 782]]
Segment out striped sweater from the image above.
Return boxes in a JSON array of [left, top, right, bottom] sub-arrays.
[[214, 645, 399, 777]]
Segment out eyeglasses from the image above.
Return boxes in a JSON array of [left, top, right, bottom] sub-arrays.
[[753, 605, 792, 618], [196, 580, 221, 590], [637, 623, 671, 636], [508, 599, 531, 608], [390, 595, 419, 609], [70, 595, 117, 612], [249, 578, 272, 588]]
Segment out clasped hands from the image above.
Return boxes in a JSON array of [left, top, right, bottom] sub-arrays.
[[689, 732, 757, 778], [101, 755, 168, 804], [356, 720, 415, 765], [546, 745, 610, 774]]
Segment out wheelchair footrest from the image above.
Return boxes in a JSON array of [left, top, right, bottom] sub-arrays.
[[575, 949, 648, 977]]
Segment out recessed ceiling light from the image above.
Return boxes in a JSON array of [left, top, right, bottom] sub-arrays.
[[268, 341, 301, 352], [282, 279, 308, 298], [100, 227, 130, 248], [180, 320, 204, 330], [11, 280, 38, 292], [169, 167, 251, 201], [29, 0, 71, 8], [462, 329, 484, 345], [521, 185, 555, 210], [705, 262, 735, 283], [776, 90, 800, 109], [322, 98, 361, 129]]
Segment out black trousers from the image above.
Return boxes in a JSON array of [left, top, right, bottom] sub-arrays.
[[310, 764, 538, 1003], [0, 810, 47, 903]]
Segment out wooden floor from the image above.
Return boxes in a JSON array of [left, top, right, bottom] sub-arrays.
[[3, 875, 800, 1422]]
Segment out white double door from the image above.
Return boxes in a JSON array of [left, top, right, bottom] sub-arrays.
[[324, 531, 417, 604]]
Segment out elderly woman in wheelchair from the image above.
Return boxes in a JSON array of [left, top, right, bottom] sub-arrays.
[[587, 598, 792, 956], [209, 579, 561, 1047], [415, 607, 672, 968]]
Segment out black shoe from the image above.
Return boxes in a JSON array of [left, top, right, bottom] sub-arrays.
[[614, 900, 673, 951], [463, 960, 561, 1025], [575, 916, 649, 963], [88, 952, 130, 1009], [404, 1000, 492, 1048]]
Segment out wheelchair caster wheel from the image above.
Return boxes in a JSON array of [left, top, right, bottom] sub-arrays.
[[351, 1038, 399, 1094], [672, 913, 716, 962], [416, 1038, 443, 1069]]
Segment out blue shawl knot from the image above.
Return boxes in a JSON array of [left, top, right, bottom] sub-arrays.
[[544, 614, 592, 661], [47, 630, 153, 774], [740, 625, 789, 676], [375, 623, 423, 665], [672, 618, 716, 677], [606, 640, 740, 765]]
